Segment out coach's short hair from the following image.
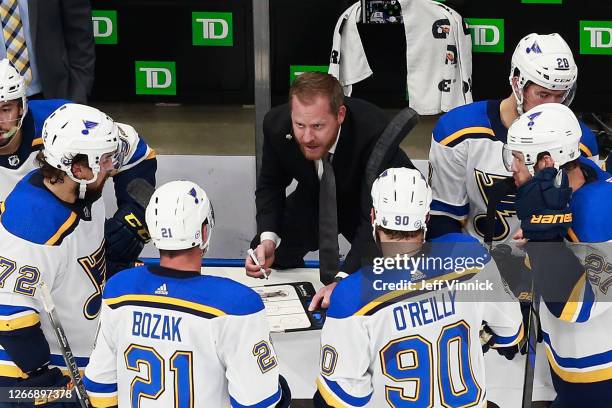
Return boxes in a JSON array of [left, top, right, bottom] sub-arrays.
[[289, 72, 344, 115]]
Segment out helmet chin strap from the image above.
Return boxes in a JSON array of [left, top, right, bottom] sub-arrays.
[[0, 126, 19, 140], [78, 182, 87, 200]]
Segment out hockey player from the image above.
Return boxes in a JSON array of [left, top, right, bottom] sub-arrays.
[[0, 59, 156, 275], [0, 104, 120, 402], [428, 33, 603, 244], [314, 168, 523, 408], [507, 103, 612, 407], [84, 180, 291, 408], [427, 33, 609, 406]]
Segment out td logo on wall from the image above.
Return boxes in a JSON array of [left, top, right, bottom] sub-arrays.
[[135, 61, 177, 96], [192, 12, 233, 46], [465, 18, 504, 53], [580, 21, 612, 55], [289, 65, 329, 85], [521, 0, 562, 3], [92, 10, 117, 45]]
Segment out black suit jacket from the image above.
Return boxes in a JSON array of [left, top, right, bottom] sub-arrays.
[[256, 97, 414, 274], [28, 0, 95, 103]]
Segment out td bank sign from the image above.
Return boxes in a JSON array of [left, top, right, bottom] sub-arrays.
[[92, 10, 117, 45], [135, 61, 176, 96], [580, 21, 612, 55], [193, 12, 233, 46], [465, 18, 504, 53]]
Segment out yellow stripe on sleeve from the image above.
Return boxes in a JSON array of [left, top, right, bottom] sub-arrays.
[[88, 394, 118, 408], [45, 212, 78, 245], [316, 377, 349, 408], [0, 313, 39, 331], [579, 143, 593, 158], [439, 127, 495, 146], [560, 273, 586, 322]]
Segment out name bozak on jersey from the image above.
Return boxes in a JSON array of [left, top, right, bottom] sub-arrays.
[[0, 171, 106, 377], [429, 99, 601, 244], [317, 234, 523, 408]]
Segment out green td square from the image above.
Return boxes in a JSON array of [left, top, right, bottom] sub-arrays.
[[289, 65, 329, 85], [192, 12, 233, 46], [521, 0, 562, 4], [580, 21, 612, 55], [135, 61, 176, 95], [92, 10, 117, 45], [465, 18, 504, 53]]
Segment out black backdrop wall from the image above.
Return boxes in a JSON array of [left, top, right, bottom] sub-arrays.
[[90, 0, 612, 113]]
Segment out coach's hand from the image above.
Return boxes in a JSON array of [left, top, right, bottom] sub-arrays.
[[245, 239, 275, 279], [308, 282, 338, 311]]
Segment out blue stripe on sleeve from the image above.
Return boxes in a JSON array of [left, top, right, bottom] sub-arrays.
[[230, 385, 281, 408], [431, 199, 469, 217], [0, 305, 37, 316], [493, 325, 522, 346], [83, 376, 118, 393], [322, 376, 372, 407], [126, 138, 148, 165], [542, 331, 612, 369]]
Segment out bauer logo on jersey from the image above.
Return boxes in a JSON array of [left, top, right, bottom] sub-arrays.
[[530, 213, 572, 224]]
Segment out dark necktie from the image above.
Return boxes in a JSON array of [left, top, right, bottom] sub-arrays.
[[319, 153, 339, 284]]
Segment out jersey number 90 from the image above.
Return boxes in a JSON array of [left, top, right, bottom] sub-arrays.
[[379, 320, 481, 407]]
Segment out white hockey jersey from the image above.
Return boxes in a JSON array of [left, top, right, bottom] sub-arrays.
[[534, 177, 612, 404], [316, 234, 523, 407], [0, 99, 156, 202], [429, 99, 604, 244], [84, 265, 284, 408], [328, 0, 472, 115], [0, 170, 106, 377]]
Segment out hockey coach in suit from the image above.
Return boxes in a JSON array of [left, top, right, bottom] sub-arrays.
[[245, 72, 414, 309]]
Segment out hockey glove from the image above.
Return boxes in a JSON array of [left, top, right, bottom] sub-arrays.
[[18, 366, 73, 406], [105, 203, 150, 265], [515, 167, 573, 241]]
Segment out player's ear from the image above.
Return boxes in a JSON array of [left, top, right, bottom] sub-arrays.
[[71, 162, 84, 178], [337, 104, 346, 125], [370, 208, 375, 226], [201, 223, 207, 244]]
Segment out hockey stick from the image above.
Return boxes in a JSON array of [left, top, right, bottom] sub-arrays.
[[483, 178, 537, 408], [126, 178, 155, 210], [364, 106, 419, 189], [38, 282, 92, 408]]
